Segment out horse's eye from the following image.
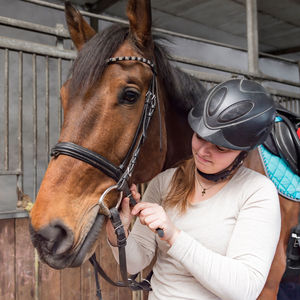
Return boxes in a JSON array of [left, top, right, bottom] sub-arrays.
[[119, 89, 140, 104]]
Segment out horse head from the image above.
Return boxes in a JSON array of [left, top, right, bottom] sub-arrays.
[[29, 0, 205, 269]]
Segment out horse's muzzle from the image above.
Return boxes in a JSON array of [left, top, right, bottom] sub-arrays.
[[29, 214, 106, 269]]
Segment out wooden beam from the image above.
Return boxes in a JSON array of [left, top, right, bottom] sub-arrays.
[[86, 0, 120, 32], [267, 46, 300, 56], [246, 0, 259, 75], [87, 0, 119, 12]]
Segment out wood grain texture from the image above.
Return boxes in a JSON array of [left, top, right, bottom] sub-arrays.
[[15, 218, 35, 300], [61, 267, 81, 300], [39, 262, 61, 300], [0, 217, 136, 300], [0, 219, 15, 300]]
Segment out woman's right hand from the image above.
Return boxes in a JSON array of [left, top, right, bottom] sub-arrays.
[[105, 184, 140, 246]]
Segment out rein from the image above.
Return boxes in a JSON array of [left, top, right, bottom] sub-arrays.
[[50, 56, 163, 299]]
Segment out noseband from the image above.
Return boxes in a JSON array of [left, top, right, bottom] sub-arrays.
[[51, 56, 160, 215], [50, 56, 161, 299]]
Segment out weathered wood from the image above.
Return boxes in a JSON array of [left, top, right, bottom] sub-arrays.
[[99, 233, 118, 300], [39, 262, 61, 300], [61, 267, 81, 300], [80, 255, 96, 300], [15, 218, 36, 300], [0, 219, 15, 300]]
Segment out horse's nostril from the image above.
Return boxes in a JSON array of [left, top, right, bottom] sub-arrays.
[[37, 220, 74, 255]]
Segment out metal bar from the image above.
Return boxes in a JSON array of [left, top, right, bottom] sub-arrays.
[[17, 51, 24, 192], [45, 56, 50, 162], [181, 68, 227, 84], [0, 16, 69, 38], [0, 170, 23, 175], [0, 36, 76, 59], [21, 0, 297, 65], [0, 211, 29, 220], [246, 0, 259, 74], [58, 58, 62, 130], [4, 49, 9, 170], [267, 89, 300, 100], [173, 55, 300, 88], [181, 68, 300, 100], [33, 54, 37, 200], [2, 35, 298, 89], [22, 0, 127, 24]]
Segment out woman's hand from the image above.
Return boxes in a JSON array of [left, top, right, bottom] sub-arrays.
[[106, 184, 140, 246], [132, 202, 180, 246]]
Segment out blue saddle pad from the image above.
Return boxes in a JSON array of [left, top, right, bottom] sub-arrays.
[[258, 145, 300, 201]]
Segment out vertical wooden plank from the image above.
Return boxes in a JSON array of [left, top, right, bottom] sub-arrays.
[[15, 218, 35, 300], [61, 267, 81, 300], [98, 234, 118, 300], [80, 255, 96, 300], [0, 219, 15, 300], [39, 263, 61, 300]]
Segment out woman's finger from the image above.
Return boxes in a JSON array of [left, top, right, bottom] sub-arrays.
[[147, 219, 163, 231], [144, 214, 161, 226], [131, 202, 158, 215], [130, 186, 141, 202], [121, 197, 130, 214]]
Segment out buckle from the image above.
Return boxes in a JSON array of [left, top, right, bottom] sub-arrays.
[[287, 226, 300, 270], [98, 184, 123, 216]]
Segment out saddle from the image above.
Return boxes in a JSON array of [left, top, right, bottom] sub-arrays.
[[263, 103, 300, 175], [262, 105, 300, 271]]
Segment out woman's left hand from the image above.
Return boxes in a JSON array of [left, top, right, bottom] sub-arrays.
[[131, 202, 180, 246]]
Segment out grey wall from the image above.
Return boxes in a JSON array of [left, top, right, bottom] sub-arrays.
[[0, 0, 299, 217]]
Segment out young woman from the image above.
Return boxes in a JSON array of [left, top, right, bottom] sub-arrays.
[[106, 78, 281, 300]]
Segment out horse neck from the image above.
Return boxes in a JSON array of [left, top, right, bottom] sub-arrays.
[[161, 67, 205, 169]]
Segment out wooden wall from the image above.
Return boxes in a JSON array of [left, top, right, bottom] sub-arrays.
[[0, 217, 135, 300]]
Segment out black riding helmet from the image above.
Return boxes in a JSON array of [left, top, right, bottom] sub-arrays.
[[188, 78, 276, 151]]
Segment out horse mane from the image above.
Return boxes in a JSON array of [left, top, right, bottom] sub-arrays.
[[69, 24, 206, 112]]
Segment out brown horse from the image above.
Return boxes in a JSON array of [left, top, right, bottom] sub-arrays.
[[29, 0, 205, 269], [245, 151, 300, 299], [29, 0, 299, 299]]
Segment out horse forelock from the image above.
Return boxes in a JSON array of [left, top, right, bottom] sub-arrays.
[[68, 24, 206, 112], [69, 24, 129, 98]]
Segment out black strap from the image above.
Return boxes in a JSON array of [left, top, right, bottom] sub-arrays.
[[90, 254, 103, 300], [89, 207, 153, 299], [110, 207, 129, 285], [51, 142, 123, 182]]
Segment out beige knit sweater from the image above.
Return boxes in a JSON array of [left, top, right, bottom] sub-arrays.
[[110, 166, 281, 300]]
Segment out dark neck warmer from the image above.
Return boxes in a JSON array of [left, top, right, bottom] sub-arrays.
[[197, 151, 248, 182]]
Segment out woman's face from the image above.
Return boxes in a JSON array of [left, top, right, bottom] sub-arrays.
[[192, 133, 242, 174]]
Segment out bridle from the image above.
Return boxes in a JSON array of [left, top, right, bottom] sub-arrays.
[[51, 55, 160, 214], [50, 56, 162, 299]]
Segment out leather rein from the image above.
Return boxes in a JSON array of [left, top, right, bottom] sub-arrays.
[[50, 56, 162, 299]]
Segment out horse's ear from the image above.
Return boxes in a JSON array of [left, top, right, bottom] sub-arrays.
[[126, 0, 153, 50], [65, 1, 96, 51]]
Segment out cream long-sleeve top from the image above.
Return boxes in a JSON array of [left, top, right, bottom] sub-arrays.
[[110, 166, 281, 300]]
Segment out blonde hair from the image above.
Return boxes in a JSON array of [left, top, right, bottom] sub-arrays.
[[163, 158, 195, 214]]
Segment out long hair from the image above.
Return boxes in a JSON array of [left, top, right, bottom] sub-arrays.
[[163, 158, 196, 214]]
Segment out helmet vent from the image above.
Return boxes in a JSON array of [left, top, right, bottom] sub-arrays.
[[218, 101, 254, 123], [208, 87, 227, 116]]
